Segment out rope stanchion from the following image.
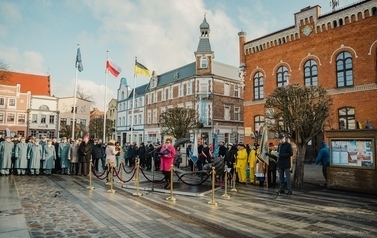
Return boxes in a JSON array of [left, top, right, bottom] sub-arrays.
[[173, 170, 210, 186], [117, 159, 124, 184], [221, 165, 230, 199], [92, 165, 109, 180], [113, 163, 137, 183], [166, 165, 176, 202], [207, 167, 218, 205], [231, 163, 237, 192], [132, 159, 142, 197], [86, 159, 95, 190], [122, 162, 135, 174], [139, 167, 165, 183], [107, 162, 116, 193], [132, 157, 138, 181]]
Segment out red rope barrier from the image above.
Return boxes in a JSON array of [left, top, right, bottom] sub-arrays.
[[139, 167, 165, 183], [173, 170, 210, 186], [112, 165, 137, 183], [91, 165, 109, 180]]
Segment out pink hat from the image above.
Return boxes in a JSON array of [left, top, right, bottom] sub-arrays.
[[83, 135, 89, 139]]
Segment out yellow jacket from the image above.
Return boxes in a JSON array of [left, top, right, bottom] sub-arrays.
[[236, 148, 248, 168], [248, 149, 257, 169]]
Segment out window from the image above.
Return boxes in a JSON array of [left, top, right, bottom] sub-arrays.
[[162, 89, 166, 101], [60, 118, 67, 126], [80, 119, 86, 127], [178, 84, 183, 97], [336, 52, 353, 87], [134, 115, 137, 125], [152, 109, 157, 123], [121, 91, 125, 100], [186, 82, 192, 95], [8, 99, 16, 107], [224, 83, 230, 96], [30, 130, 37, 137], [0, 98, 4, 106], [135, 99, 138, 108], [138, 114, 142, 125], [0, 113, 4, 123], [18, 114, 26, 124], [234, 107, 240, 121], [276, 66, 289, 87], [254, 115, 265, 134], [7, 113, 15, 123], [177, 103, 184, 108], [200, 56, 208, 68], [49, 115, 54, 124], [234, 85, 240, 97], [122, 117, 125, 126], [168, 87, 173, 99], [32, 114, 38, 123], [224, 106, 230, 120], [118, 117, 121, 126], [150, 92, 154, 103], [41, 115, 46, 123], [70, 119, 77, 126], [253, 72, 264, 100], [304, 60, 318, 86], [139, 98, 143, 107], [338, 107, 355, 129], [186, 102, 192, 109], [147, 110, 151, 124], [39, 105, 49, 111], [154, 91, 158, 102], [128, 115, 132, 126]]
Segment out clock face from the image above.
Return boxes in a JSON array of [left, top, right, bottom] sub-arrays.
[[302, 25, 312, 36]]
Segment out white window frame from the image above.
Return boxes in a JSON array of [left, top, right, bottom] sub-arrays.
[[234, 107, 240, 121], [224, 83, 230, 96], [119, 117, 121, 126], [186, 82, 192, 95], [186, 102, 192, 109], [177, 103, 184, 108], [49, 115, 54, 124], [138, 114, 142, 125], [134, 115, 137, 125], [8, 98, 16, 108], [154, 91, 158, 102], [139, 97, 143, 107], [0, 98, 5, 108], [147, 110, 151, 124], [200, 56, 208, 68], [7, 112, 15, 124], [18, 113, 26, 124], [161, 89, 166, 101], [128, 115, 132, 126], [234, 85, 240, 97], [0, 112, 4, 123], [178, 84, 183, 97], [152, 109, 157, 123], [147, 93, 152, 104], [168, 87, 173, 99], [41, 114, 46, 124], [224, 105, 230, 121]]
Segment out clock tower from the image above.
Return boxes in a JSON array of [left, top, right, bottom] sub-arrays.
[[195, 14, 214, 76]]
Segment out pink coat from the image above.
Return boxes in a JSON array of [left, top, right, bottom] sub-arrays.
[[160, 145, 176, 172]]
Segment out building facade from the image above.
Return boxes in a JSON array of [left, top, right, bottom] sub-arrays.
[[28, 95, 58, 139], [240, 0, 377, 160], [58, 97, 91, 139], [116, 78, 147, 145], [145, 16, 244, 145], [107, 98, 117, 141], [0, 84, 30, 137]]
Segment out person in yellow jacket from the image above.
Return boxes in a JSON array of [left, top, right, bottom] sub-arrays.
[[236, 143, 248, 184], [248, 143, 258, 184]]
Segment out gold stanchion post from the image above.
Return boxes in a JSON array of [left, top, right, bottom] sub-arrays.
[[117, 159, 124, 184], [86, 159, 95, 190], [231, 163, 237, 192], [132, 159, 142, 197], [166, 164, 176, 202], [107, 162, 116, 193], [132, 157, 138, 181], [207, 167, 218, 205], [221, 165, 230, 199]]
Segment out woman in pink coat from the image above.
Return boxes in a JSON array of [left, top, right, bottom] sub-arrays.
[[159, 138, 176, 189]]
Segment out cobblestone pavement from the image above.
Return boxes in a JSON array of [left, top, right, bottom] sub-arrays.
[[1, 164, 376, 237]]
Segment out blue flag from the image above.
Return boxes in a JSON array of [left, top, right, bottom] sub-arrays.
[[76, 47, 83, 72]]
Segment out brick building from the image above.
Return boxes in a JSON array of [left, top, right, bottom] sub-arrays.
[[239, 0, 377, 160], [145, 16, 244, 145]]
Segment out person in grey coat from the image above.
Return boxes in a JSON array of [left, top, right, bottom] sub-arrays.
[[15, 137, 29, 175], [43, 139, 56, 175], [69, 139, 80, 175], [0, 137, 14, 175], [28, 139, 43, 175], [58, 137, 71, 175]]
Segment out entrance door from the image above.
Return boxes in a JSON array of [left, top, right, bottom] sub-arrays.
[[305, 132, 324, 163]]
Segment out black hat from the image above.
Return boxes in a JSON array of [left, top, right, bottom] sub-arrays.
[[278, 133, 286, 139]]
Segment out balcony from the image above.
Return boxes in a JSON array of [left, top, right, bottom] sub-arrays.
[[195, 92, 213, 101]]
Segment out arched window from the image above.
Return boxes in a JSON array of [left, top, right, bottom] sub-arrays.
[[121, 91, 124, 100], [200, 56, 208, 68], [338, 107, 355, 129], [304, 60, 318, 86], [254, 115, 265, 134], [253, 72, 264, 100], [336, 51, 353, 87], [39, 105, 50, 111], [276, 66, 289, 87]]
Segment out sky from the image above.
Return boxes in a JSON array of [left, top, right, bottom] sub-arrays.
[[0, 0, 358, 110]]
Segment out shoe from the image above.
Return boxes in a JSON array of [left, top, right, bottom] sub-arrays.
[[287, 191, 292, 195], [164, 184, 171, 189], [278, 190, 285, 194]]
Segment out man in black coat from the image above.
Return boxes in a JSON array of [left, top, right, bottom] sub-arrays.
[[92, 139, 104, 171], [78, 135, 92, 176], [145, 141, 154, 170], [277, 134, 293, 195], [138, 142, 146, 169], [218, 141, 227, 158]]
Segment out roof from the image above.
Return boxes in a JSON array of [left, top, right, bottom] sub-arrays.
[[1, 71, 51, 96], [127, 84, 148, 99], [200, 16, 210, 30], [148, 62, 196, 89], [196, 38, 212, 53]]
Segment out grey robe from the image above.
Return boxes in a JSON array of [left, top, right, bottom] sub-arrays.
[[0, 141, 14, 169], [58, 143, 70, 169], [15, 142, 29, 169], [28, 144, 42, 169], [70, 144, 79, 163], [43, 145, 56, 170]]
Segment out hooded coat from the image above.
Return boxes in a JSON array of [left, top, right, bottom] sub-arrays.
[[315, 141, 329, 166]]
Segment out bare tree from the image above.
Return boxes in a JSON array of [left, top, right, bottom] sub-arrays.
[[0, 59, 11, 83], [89, 117, 114, 140], [159, 107, 201, 139], [265, 84, 332, 186], [76, 84, 95, 105]]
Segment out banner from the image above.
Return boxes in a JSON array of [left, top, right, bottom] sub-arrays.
[[259, 125, 269, 165]]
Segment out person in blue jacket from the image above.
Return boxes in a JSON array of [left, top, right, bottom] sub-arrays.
[[315, 141, 330, 186]]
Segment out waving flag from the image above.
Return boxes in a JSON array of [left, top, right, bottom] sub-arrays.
[[106, 59, 122, 77], [134, 60, 150, 77], [190, 134, 199, 164], [76, 46, 83, 72], [259, 124, 269, 165]]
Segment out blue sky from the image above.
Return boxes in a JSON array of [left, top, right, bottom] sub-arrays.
[[0, 0, 357, 110]]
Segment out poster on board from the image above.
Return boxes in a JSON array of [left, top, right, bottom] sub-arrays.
[[331, 139, 374, 168]]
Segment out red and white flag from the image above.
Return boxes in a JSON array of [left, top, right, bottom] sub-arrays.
[[106, 59, 122, 77]]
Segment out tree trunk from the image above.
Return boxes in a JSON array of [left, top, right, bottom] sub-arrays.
[[293, 144, 307, 187]]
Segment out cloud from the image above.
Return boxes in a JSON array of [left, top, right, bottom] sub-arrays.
[[0, 2, 22, 24]]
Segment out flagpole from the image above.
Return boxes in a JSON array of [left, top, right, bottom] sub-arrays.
[[72, 44, 79, 141], [103, 51, 109, 143], [131, 57, 137, 143]]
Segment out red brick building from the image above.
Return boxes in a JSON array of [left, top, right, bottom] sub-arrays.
[[239, 0, 377, 160]]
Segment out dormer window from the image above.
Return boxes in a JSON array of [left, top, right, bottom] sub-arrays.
[[200, 56, 208, 68]]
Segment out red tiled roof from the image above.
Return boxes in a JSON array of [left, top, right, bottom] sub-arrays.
[[1, 71, 50, 96]]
